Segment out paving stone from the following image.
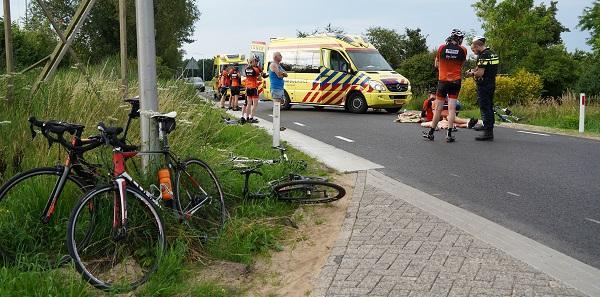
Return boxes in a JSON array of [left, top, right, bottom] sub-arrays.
[[311, 175, 588, 297]]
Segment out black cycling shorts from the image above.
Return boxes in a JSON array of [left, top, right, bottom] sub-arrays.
[[246, 88, 259, 98], [230, 86, 241, 96], [219, 87, 228, 95], [437, 80, 461, 100]]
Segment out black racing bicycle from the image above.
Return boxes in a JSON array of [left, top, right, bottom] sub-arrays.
[[66, 112, 225, 292], [0, 98, 140, 267], [229, 146, 346, 204]]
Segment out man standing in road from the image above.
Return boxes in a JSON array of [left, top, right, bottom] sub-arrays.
[[269, 52, 288, 147], [467, 36, 499, 141], [424, 29, 467, 143], [218, 66, 231, 109], [229, 63, 242, 111]]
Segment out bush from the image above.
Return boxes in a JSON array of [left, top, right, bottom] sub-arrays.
[[576, 54, 600, 97], [460, 69, 543, 106], [396, 52, 437, 94]]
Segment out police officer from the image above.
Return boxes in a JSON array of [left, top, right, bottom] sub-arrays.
[[467, 36, 499, 141]]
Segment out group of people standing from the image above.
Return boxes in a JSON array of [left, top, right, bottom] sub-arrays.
[[423, 29, 499, 142], [217, 57, 264, 124]]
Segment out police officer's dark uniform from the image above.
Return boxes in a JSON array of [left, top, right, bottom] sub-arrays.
[[474, 45, 499, 141]]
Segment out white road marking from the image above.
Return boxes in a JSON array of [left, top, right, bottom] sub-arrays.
[[450, 173, 460, 178], [268, 114, 273, 117], [507, 192, 521, 197], [517, 131, 550, 137], [335, 136, 355, 143], [293, 122, 306, 127], [585, 218, 600, 225]]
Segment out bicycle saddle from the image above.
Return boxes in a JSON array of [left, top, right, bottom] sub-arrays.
[[151, 112, 177, 121]]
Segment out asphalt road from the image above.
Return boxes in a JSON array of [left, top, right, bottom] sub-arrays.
[[251, 101, 600, 269]]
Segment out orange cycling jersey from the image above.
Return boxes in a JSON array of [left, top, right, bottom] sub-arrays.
[[229, 69, 242, 87], [437, 43, 467, 82], [244, 66, 262, 89], [220, 70, 230, 87]]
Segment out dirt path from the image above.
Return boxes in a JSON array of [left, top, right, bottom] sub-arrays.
[[195, 173, 355, 296]]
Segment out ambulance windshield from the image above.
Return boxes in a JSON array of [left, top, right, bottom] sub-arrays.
[[347, 50, 393, 71]]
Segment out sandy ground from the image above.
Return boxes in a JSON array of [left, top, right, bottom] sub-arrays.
[[195, 173, 356, 296]]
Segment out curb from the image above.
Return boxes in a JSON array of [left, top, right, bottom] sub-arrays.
[[311, 171, 367, 297]]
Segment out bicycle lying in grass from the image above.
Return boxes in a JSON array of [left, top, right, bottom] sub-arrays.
[[66, 112, 225, 292], [0, 98, 140, 267], [229, 146, 346, 204]]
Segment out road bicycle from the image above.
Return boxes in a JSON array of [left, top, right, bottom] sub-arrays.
[[494, 106, 522, 123], [229, 146, 346, 204], [0, 98, 140, 267], [66, 112, 225, 292]]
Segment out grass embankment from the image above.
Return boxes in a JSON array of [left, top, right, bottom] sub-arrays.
[[406, 92, 600, 134], [0, 60, 328, 296]]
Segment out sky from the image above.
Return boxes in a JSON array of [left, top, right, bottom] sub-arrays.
[[1, 0, 594, 60]]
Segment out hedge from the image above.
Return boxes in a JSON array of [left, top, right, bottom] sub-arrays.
[[459, 69, 543, 106]]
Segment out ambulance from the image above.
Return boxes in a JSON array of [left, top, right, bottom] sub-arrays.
[[260, 34, 412, 113], [212, 54, 248, 100]]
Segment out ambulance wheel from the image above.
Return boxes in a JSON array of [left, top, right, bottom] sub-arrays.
[[282, 91, 292, 110], [347, 93, 368, 114], [385, 108, 401, 114]]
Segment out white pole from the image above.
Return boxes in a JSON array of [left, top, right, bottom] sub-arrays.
[[579, 93, 586, 134], [135, 0, 159, 167], [272, 100, 281, 147]]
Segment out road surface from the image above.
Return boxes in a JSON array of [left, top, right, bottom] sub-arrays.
[[251, 102, 600, 269]]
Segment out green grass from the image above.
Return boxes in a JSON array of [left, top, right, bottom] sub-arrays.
[[0, 58, 326, 295]]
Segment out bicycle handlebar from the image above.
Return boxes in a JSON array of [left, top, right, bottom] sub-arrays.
[[28, 117, 104, 153]]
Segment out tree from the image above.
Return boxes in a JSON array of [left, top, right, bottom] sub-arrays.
[[520, 45, 579, 97], [365, 27, 404, 69], [0, 19, 55, 71], [473, 0, 569, 73], [576, 53, 600, 97], [365, 27, 428, 69], [396, 52, 437, 94], [29, 0, 200, 71], [297, 23, 345, 37], [579, 1, 600, 52]]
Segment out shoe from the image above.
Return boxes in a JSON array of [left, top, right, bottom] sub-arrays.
[[475, 130, 494, 141], [240, 117, 246, 125], [422, 131, 434, 141], [280, 126, 287, 131], [250, 118, 259, 123], [451, 127, 458, 133], [446, 135, 456, 143], [473, 123, 485, 131], [468, 118, 478, 129]]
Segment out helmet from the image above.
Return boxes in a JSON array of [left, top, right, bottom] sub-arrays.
[[429, 86, 437, 94], [250, 54, 260, 63], [449, 29, 465, 43]]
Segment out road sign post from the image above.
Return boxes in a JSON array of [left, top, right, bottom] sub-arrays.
[[273, 100, 281, 147], [135, 0, 160, 167], [579, 93, 586, 134]]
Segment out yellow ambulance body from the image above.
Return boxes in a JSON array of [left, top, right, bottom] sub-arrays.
[[212, 54, 248, 98], [262, 35, 412, 113]]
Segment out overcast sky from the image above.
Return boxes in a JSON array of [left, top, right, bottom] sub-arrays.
[[1, 0, 594, 60]]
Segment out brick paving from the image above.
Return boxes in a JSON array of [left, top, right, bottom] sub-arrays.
[[312, 171, 587, 297]]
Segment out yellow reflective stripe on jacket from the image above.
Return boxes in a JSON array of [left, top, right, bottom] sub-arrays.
[[477, 57, 500, 66]]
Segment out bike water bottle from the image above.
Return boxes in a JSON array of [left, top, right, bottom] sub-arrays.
[[158, 168, 173, 200]]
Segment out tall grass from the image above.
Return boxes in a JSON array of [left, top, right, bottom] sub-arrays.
[[0, 58, 325, 295]]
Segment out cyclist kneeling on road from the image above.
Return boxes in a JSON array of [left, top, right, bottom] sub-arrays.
[[421, 87, 478, 129], [241, 56, 264, 124]]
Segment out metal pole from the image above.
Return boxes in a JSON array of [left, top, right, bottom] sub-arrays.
[[579, 93, 586, 134], [3, 0, 15, 103], [119, 0, 128, 99], [135, 0, 160, 167]]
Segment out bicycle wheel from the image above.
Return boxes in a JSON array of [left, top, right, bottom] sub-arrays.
[[174, 158, 225, 244], [67, 185, 165, 292], [0, 167, 92, 267], [274, 180, 346, 204]]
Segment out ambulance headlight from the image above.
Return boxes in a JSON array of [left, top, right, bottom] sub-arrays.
[[368, 80, 386, 92]]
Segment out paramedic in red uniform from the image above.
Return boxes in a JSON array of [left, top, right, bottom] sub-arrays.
[[423, 29, 467, 143]]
